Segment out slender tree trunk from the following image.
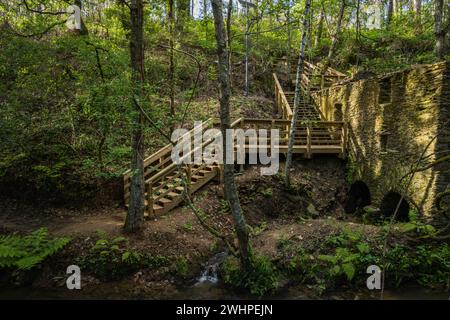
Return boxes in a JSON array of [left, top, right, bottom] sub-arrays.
[[226, 0, 233, 83], [284, 0, 311, 187], [413, 0, 422, 32], [355, 0, 360, 40], [125, 0, 145, 232], [244, 3, 249, 96], [393, 0, 400, 14], [315, 6, 324, 48], [321, 0, 345, 75], [168, 0, 175, 130], [211, 0, 251, 269], [434, 0, 445, 59], [203, 0, 208, 41], [177, 0, 191, 30], [387, 0, 394, 26], [73, 0, 89, 35], [286, 6, 292, 82]]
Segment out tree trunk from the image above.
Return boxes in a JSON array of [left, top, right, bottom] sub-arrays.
[[286, 5, 292, 83], [321, 0, 345, 75], [211, 0, 251, 269], [284, 0, 311, 187], [177, 0, 191, 26], [387, 0, 393, 26], [434, 0, 445, 59], [315, 6, 324, 48], [203, 0, 208, 41], [393, 0, 400, 14], [125, 0, 145, 232], [226, 0, 233, 82], [73, 0, 89, 35], [413, 0, 422, 32], [355, 0, 360, 40], [168, 0, 175, 130]]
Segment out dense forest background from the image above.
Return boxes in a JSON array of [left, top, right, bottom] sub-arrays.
[[0, 0, 448, 206]]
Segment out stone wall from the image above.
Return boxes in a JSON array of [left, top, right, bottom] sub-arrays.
[[311, 62, 450, 216]]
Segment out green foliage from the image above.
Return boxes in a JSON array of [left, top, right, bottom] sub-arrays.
[[249, 221, 268, 237], [345, 158, 359, 184], [78, 232, 169, 280], [174, 255, 190, 279], [183, 221, 194, 231], [384, 243, 450, 288], [260, 188, 273, 198], [221, 254, 279, 297], [279, 227, 450, 295], [0, 228, 70, 270]]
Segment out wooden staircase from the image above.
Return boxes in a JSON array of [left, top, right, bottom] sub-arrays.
[[123, 119, 221, 217], [123, 63, 348, 217]]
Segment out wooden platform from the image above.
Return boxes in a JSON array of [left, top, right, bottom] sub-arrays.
[[123, 63, 347, 216]]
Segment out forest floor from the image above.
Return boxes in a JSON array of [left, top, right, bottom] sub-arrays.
[[0, 157, 434, 300], [0, 95, 448, 300], [0, 156, 355, 297]]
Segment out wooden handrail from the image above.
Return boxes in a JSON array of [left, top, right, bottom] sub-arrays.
[[273, 73, 293, 119], [146, 118, 244, 185], [123, 119, 212, 179]]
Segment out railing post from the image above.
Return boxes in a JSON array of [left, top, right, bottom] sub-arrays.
[[306, 126, 312, 159], [146, 181, 153, 216]]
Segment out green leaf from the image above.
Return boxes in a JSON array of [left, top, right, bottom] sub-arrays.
[[318, 255, 338, 264], [401, 223, 417, 233], [112, 236, 127, 245], [122, 251, 130, 262], [342, 263, 356, 280], [357, 242, 370, 254]]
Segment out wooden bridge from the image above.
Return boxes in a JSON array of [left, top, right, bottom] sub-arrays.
[[123, 63, 348, 216]]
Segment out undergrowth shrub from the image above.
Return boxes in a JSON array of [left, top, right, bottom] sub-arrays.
[[77, 232, 169, 280], [221, 254, 279, 297], [0, 228, 70, 270], [280, 227, 450, 295]]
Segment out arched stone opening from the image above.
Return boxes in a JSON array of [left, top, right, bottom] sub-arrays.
[[345, 181, 371, 213], [379, 191, 410, 222]]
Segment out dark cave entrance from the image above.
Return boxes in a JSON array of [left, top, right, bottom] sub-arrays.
[[379, 191, 410, 222], [344, 181, 371, 213]]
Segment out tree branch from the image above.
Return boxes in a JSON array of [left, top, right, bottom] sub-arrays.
[[21, 0, 67, 15]]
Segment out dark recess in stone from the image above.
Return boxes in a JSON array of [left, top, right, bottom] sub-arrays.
[[379, 191, 410, 222], [345, 180, 371, 213]]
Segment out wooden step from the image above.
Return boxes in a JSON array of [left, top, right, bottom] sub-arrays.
[[157, 197, 172, 205]]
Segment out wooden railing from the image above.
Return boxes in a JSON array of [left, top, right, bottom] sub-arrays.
[[294, 61, 347, 91], [124, 68, 349, 214], [123, 118, 214, 204], [273, 73, 293, 120], [140, 118, 243, 213], [240, 118, 347, 155]]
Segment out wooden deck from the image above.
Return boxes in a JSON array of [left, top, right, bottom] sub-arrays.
[[123, 63, 348, 216]]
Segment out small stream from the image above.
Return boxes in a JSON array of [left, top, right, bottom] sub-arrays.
[[0, 251, 448, 300], [172, 251, 450, 300]]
